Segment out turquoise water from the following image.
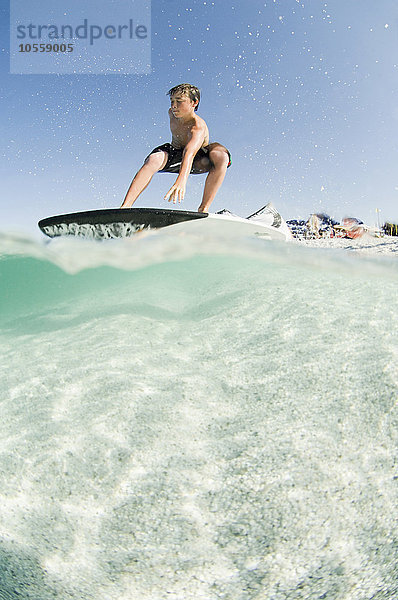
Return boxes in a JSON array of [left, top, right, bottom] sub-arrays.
[[0, 229, 397, 600]]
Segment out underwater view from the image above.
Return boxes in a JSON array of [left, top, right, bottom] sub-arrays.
[[0, 228, 397, 600]]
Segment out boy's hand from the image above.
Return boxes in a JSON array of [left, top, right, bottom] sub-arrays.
[[164, 180, 186, 204]]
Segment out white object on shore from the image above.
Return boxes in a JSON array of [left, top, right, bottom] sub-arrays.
[[168, 203, 293, 242]]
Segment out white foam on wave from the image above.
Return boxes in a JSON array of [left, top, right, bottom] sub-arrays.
[[1, 226, 398, 280]]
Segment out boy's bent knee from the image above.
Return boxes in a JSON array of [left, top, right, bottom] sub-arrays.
[[208, 145, 230, 169], [144, 150, 167, 172]]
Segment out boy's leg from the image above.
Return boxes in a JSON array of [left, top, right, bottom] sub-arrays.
[[197, 143, 230, 213], [120, 151, 168, 208]]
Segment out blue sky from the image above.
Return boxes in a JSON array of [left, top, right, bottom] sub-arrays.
[[1, 0, 398, 234]]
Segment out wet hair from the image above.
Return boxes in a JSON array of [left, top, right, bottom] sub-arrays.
[[167, 83, 200, 111]]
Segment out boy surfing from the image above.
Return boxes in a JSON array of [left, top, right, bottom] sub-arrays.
[[120, 83, 231, 213]]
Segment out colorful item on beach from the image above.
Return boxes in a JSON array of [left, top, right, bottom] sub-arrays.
[[383, 222, 398, 236]]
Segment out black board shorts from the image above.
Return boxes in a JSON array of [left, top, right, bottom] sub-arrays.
[[146, 143, 232, 174]]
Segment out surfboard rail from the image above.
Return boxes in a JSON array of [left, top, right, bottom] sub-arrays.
[[38, 208, 208, 239]]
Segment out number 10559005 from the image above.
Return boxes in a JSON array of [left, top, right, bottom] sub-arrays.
[[19, 43, 74, 53]]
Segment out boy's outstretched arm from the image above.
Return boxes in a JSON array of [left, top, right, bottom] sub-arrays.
[[164, 124, 206, 204]]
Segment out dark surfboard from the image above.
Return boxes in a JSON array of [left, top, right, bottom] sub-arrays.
[[38, 208, 208, 239]]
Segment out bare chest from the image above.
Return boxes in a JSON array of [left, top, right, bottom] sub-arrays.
[[170, 120, 194, 148], [169, 118, 209, 148]]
